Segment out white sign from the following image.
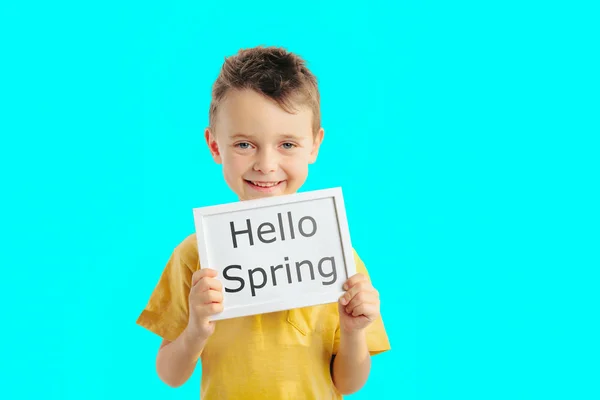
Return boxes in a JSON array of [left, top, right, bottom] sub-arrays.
[[192, 187, 357, 321]]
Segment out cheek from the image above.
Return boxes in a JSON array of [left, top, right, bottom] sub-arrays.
[[282, 156, 309, 180], [223, 152, 250, 175]]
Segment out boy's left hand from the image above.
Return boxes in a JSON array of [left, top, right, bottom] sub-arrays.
[[338, 273, 380, 333]]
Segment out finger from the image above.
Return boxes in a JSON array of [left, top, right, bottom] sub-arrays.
[[196, 302, 224, 316], [342, 273, 368, 291], [345, 291, 379, 314], [198, 289, 224, 305], [192, 276, 223, 293], [350, 303, 380, 320], [204, 278, 223, 292], [209, 302, 224, 315], [339, 281, 372, 306], [192, 268, 218, 286]]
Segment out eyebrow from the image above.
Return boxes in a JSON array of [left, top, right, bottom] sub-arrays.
[[230, 133, 305, 141], [279, 134, 304, 141], [230, 133, 251, 140]]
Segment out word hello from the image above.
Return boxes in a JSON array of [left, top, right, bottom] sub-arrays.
[[229, 211, 317, 249]]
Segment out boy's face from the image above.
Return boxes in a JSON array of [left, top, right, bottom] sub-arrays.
[[205, 89, 324, 201]]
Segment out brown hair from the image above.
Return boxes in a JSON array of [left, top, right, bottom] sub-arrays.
[[209, 46, 321, 135]]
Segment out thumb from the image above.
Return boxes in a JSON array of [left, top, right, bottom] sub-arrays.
[[337, 298, 348, 317]]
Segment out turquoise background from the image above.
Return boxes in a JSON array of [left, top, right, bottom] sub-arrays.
[[1, 1, 598, 399]]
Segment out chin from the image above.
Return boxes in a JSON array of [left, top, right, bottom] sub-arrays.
[[245, 190, 283, 200]]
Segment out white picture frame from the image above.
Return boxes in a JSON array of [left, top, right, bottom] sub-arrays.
[[192, 187, 357, 321]]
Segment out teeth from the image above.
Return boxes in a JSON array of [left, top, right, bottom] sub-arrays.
[[251, 181, 279, 187]]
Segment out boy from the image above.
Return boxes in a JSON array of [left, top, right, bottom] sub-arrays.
[[136, 46, 391, 399]]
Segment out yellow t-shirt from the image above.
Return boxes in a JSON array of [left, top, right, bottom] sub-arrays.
[[137, 233, 391, 399]]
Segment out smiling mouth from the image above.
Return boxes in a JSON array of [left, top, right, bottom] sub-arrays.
[[244, 180, 285, 191]]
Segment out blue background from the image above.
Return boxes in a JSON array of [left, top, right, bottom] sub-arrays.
[[1, 1, 598, 399]]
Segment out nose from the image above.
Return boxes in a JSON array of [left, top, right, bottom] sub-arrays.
[[253, 148, 278, 173]]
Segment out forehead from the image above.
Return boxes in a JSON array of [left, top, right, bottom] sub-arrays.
[[215, 89, 312, 137]]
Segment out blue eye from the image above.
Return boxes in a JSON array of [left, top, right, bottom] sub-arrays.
[[282, 142, 296, 150], [236, 142, 251, 149]]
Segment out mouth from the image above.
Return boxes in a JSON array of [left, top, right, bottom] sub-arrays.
[[244, 180, 285, 192]]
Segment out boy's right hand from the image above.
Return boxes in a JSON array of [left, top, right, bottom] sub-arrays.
[[187, 268, 224, 341]]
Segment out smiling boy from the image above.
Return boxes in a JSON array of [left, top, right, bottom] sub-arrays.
[[136, 46, 391, 399]]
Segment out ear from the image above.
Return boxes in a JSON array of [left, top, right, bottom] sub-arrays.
[[309, 127, 325, 164], [205, 128, 222, 164]]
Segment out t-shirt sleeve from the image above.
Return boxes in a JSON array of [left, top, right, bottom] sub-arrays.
[[333, 249, 391, 356], [136, 235, 199, 342]]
